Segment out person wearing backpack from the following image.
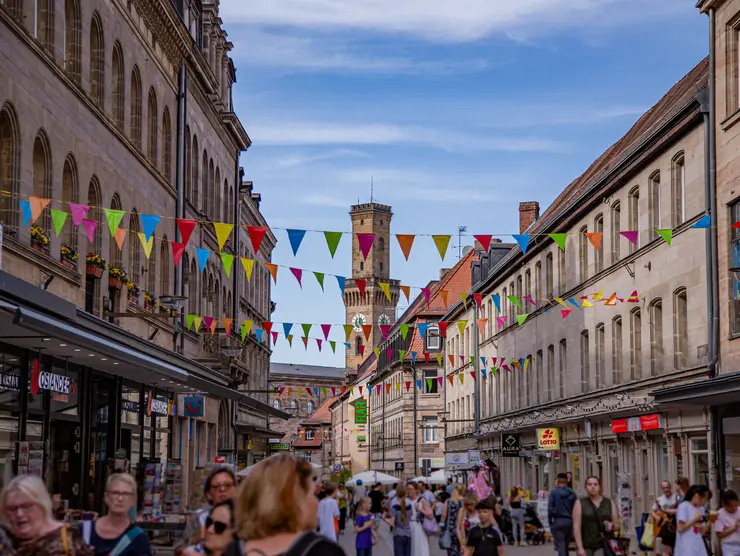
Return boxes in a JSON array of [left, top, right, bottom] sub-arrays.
[[89, 474, 151, 556]]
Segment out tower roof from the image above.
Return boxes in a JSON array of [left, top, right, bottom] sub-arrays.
[[350, 202, 392, 215]]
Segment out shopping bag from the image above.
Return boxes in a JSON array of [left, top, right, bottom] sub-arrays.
[[640, 518, 654, 549]]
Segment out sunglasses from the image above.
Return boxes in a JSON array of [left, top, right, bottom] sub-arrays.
[[205, 517, 230, 535]]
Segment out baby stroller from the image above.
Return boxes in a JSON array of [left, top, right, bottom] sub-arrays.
[[523, 503, 545, 545], [497, 507, 515, 545]]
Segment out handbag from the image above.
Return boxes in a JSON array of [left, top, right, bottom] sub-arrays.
[[438, 504, 453, 549], [586, 498, 623, 556], [640, 517, 655, 549], [423, 515, 440, 536]]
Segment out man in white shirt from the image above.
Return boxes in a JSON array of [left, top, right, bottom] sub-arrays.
[[318, 483, 340, 542]]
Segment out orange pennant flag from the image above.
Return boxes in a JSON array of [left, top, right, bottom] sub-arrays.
[[400, 285, 410, 302], [209, 318, 218, 335], [476, 318, 488, 333], [221, 318, 233, 336], [29, 196, 50, 225], [448, 355, 455, 367], [114, 228, 127, 250], [585, 232, 603, 250], [440, 290, 449, 307], [604, 292, 618, 306], [362, 324, 373, 341], [447, 375, 454, 386], [396, 235, 416, 260], [301, 336, 309, 349], [265, 263, 278, 283]]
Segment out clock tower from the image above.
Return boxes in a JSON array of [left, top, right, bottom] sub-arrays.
[[344, 202, 399, 372]]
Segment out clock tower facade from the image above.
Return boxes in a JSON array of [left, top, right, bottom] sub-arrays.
[[344, 203, 399, 372]]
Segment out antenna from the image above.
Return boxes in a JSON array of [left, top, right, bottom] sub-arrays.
[[458, 226, 467, 259], [370, 177, 374, 203]]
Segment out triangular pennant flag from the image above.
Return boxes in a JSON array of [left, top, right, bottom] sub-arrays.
[[424, 353, 430, 364], [357, 233, 375, 260], [286, 229, 306, 256], [263, 322, 273, 336], [561, 309, 572, 319], [356, 279, 367, 298], [512, 234, 531, 254], [548, 233, 567, 251], [359, 345, 365, 356], [427, 378, 434, 391], [473, 234, 492, 251], [329, 341, 336, 353], [620, 231, 639, 245], [209, 317, 219, 336], [320, 324, 332, 341], [336, 276, 346, 295], [582, 300, 594, 308], [82, 219, 98, 244], [458, 374, 465, 384], [567, 297, 582, 310], [508, 295, 522, 309], [222, 318, 233, 337], [140, 214, 161, 242], [448, 355, 456, 367], [496, 317, 506, 327], [287, 334, 293, 347], [362, 324, 373, 341], [476, 319, 488, 333], [114, 228, 127, 250], [103, 208, 126, 236], [374, 347, 381, 360], [656, 229, 673, 245], [247, 226, 268, 254], [386, 348, 393, 360], [240, 324, 248, 341], [301, 324, 312, 337], [254, 328, 262, 343], [323, 231, 342, 258], [301, 336, 309, 350], [470, 372, 477, 382], [316, 339, 322, 352], [481, 368, 487, 379], [185, 314, 195, 331], [434, 290, 446, 308], [219, 253, 234, 277], [473, 293, 483, 308], [517, 314, 528, 326], [418, 323, 428, 338], [585, 232, 603, 250], [28, 196, 50, 225], [379, 282, 391, 302], [386, 383, 391, 394], [448, 375, 454, 386], [69, 203, 89, 227], [343, 325, 353, 342], [193, 315, 203, 332], [396, 234, 416, 260], [432, 235, 451, 260], [290, 267, 303, 287], [358, 386, 363, 395], [399, 349, 406, 361], [283, 323, 293, 337], [627, 290, 640, 303], [436, 354, 442, 366], [480, 356, 487, 367], [604, 293, 618, 306], [18, 200, 30, 227], [492, 294, 501, 313], [523, 295, 536, 306], [460, 292, 468, 310], [380, 324, 391, 339], [457, 320, 468, 336], [176, 218, 197, 246], [266, 263, 278, 283], [240, 257, 254, 280], [243, 320, 253, 337], [405, 381, 411, 392], [554, 297, 568, 307], [196, 248, 210, 272], [415, 379, 422, 391], [171, 242, 186, 267], [400, 285, 410, 302], [314, 272, 325, 291], [691, 215, 711, 229], [50, 209, 68, 237], [470, 356, 475, 366], [213, 222, 234, 251], [592, 290, 604, 300], [438, 321, 448, 337]]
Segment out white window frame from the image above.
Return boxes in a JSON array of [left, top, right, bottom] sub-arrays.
[[423, 416, 438, 443], [425, 324, 441, 352], [423, 369, 438, 394], [304, 429, 315, 441]]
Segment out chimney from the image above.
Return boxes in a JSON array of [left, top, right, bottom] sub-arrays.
[[439, 268, 451, 280], [519, 201, 540, 233], [474, 240, 483, 251]]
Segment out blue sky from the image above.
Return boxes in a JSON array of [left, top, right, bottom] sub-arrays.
[[219, 0, 707, 368]]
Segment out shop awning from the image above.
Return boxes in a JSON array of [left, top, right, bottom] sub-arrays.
[[234, 424, 283, 438], [651, 372, 740, 406]]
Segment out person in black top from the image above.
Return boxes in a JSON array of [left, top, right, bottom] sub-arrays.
[[464, 499, 505, 556], [368, 484, 386, 523]]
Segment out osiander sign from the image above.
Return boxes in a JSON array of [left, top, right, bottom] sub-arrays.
[[536, 428, 560, 450]]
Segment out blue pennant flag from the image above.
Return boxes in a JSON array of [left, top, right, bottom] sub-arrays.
[[140, 214, 161, 242], [481, 368, 487, 379], [416, 379, 422, 391], [344, 342, 351, 349], [691, 214, 711, 229], [19, 200, 31, 228], [417, 323, 428, 338], [255, 329, 263, 343], [567, 297, 582, 310], [195, 248, 210, 272], [336, 275, 346, 295], [512, 234, 531, 254], [411, 352, 417, 364], [480, 356, 487, 367], [313, 387, 319, 397], [283, 323, 293, 337], [491, 294, 501, 313], [286, 229, 306, 256], [520, 357, 526, 370]]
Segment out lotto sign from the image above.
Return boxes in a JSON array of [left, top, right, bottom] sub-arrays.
[[536, 428, 560, 450]]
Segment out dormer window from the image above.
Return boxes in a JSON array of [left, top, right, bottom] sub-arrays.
[[425, 324, 442, 353]]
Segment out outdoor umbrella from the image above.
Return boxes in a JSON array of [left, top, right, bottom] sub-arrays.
[[345, 470, 398, 486], [411, 469, 447, 484]]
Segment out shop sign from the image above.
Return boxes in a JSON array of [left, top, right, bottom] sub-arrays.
[[183, 395, 205, 417], [270, 443, 291, 451], [611, 414, 663, 434], [357, 435, 366, 442], [501, 434, 521, 457], [536, 428, 560, 450], [469, 450, 481, 465], [122, 401, 140, 413], [354, 399, 367, 424], [445, 452, 469, 466], [0, 373, 19, 391], [147, 392, 175, 416], [214, 456, 226, 464], [31, 361, 71, 395], [640, 414, 662, 430], [611, 419, 628, 434], [418, 457, 444, 467]]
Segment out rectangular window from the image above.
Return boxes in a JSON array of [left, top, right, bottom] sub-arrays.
[[425, 324, 442, 352], [648, 172, 661, 242], [423, 417, 438, 443], [545, 254, 554, 299], [674, 289, 688, 369], [535, 262, 542, 304], [672, 154, 686, 227], [731, 200, 740, 336], [628, 187, 639, 254], [631, 309, 642, 380], [536, 350, 543, 405], [650, 300, 664, 376], [547, 345, 555, 402], [594, 215, 604, 273], [559, 248, 566, 294], [611, 202, 621, 263], [596, 324, 605, 389], [558, 340, 567, 397], [423, 369, 438, 394], [580, 331, 590, 393], [579, 226, 588, 282], [612, 317, 623, 385]]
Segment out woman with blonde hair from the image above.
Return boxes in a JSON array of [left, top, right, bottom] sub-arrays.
[[440, 484, 465, 556], [456, 490, 480, 552], [89, 473, 151, 555], [1, 474, 92, 555], [226, 453, 344, 555]]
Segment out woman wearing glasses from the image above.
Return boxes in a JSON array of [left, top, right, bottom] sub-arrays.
[[89, 473, 151, 555]]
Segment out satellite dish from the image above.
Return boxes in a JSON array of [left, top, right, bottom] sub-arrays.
[[462, 245, 473, 256]]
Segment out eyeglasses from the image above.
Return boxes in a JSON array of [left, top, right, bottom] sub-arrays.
[[210, 482, 235, 491], [205, 517, 230, 534], [106, 491, 135, 499], [4, 502, 36, 515]]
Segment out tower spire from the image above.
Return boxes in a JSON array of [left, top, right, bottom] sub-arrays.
[[370, 177, 374, 203]]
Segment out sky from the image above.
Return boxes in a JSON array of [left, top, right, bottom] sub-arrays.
[[219, 0, 708, 368]]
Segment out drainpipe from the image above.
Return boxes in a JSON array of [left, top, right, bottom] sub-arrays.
[[413, 363, 418, 477], [232, 158, 241, 335], [473, 304, 480, 433], [174, 63, 187, 354]]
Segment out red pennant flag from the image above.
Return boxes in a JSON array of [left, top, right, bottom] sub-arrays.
[[271, 331, 278, 345], [386, 348, 393, 360], [424, 353, 430, 364], [362, 324, 373, 341], [358, 385, 364, 395], [438, 322, 448, 337], [470, 371, 477, 382], [321, 324, 332, 341], [561, 309, 571, 319], [171, 241, 186, 267], [405, 381, 411, 392], [247, 226, 268, 254], [316, 339, 323, 351], [380, 324, 391, 339], [473, 235, 492, 251], [355, 279, 367, 298], [263, 322, 273, 335], [290, 267, 303, 287], [359, 345, 365, 356], [386, 383, 391, 394], [176, 218, 197, 246], [473, 293, 483, 308], [331, 388, 336, 396]]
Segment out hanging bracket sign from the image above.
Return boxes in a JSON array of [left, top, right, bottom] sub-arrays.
[[502, 433, 521, 457]]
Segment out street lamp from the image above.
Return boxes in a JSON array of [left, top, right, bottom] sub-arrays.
[[159, 295, 188, 311]]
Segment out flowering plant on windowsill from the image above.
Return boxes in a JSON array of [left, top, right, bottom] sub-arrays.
[[143, 291, 155, 306], [109, 266, 130, 283], [31, 226, 50, 246], [60, 244, 78, 261], [86, 253, 108, 270], [127, 282, 140, 297]]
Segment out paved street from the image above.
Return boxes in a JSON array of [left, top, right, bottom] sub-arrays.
[[337, 520, 553, 555]]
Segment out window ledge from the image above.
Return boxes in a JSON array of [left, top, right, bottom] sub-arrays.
[[722, 108, 740, 132]]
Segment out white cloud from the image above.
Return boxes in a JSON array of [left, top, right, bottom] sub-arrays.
[[274, 149, 369, 168], [220, 0, 682, 43], [299, 193, 352, 208], [247, 121, 570, 153]]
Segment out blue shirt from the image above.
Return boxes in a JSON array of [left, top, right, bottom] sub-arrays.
[[355, 514, 373, 549], [548, 486, 577, 523], [390, 499, 413, 537]]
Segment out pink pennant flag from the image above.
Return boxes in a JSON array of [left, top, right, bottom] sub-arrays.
[[620, 231, 639, 245], [316, 339, 322, 352], [290, 267, 303, 287], [459, 355, 466, 364], [278, 386, 285, 396], [386, 348, 393, 360], [82, 218, 98, 243], [421, 288, 431, 305], [271, 331, 278, 345], [69, 203, 89, 228], [203, 316, 214, 332], [524, 295, 536, 306], [380, 324, 391, 339], [561, 309, 572, 319], [437, 376, 443, 387], [321, 324, 332, 341], [496, 316, 507, 328], [357, 233, 375, 260], [376, 384, 381, 396]]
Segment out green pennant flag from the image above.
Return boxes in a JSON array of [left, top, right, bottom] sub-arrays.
[[220, 253, 234, 277], [104, 208, 126, 236], [508, 295, 522, 308], [491, 367, 497, 378], [314, 272, 325, 291], [301, 323, 312, 337], [656, 229, 673, 245], [517, 314, 529, 326], [185, 314, 195, 331], [548, 233, 567, 251], [240, 324, 248, 341], [322, 388, 327, 397], [329, 341, 336, 353], [324, 231, 342, 258], [399, 349, 406, 361], [427, 379, 433, 391], [470, 356, 475, 365], [50, 209, 68, 237], [400, 323, 410, 340]]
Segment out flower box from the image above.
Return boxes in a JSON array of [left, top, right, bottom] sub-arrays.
[[60, 257, 77, 270], [31, 240, 49, 255], [86, 264, 104, 279], [109, 277, 124, 290]]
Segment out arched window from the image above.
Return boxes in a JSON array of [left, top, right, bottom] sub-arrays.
[[579, 226, 588, 282], [648, 171, 661, 241], [128, 210, 141, 286], [63, 0, 81, 82], [61, 154, 78, 253], [215, 167, 221, 222], [273, 399, 280, 410], [355, 336, 363, 356], [649, 299, 663, 376], [208, 159, 215, 219], [0, 104, 20, 228], [545, 252, 553, 299], [112, 43, 125, 130], [290, 399, 297, 412], [89, 13, 105, 106], [32, 130, 52, 236], [546, 345, 554, 402], [160, 235, 170, 297], [188, 259, 198, 313], [222, 176, 229, 224], [192, 135, 199, 209], [85, 178, 102, 314], [109, 193, 122, 267], [595, 323, 605, 388], [672, 152, 686, 227], [630, 308, 642, 380], [628, 186, 639, 254], [580, 330, 589, 393], [674, 288, 688, 369], [307, 401, 314, 415], [202, 150, 209, 216], [558, 339, 567, 398], [611, 201, 621, 263], [130, 66, 142, 149], [162, 108, 172, 181], [146, 234, 157, 297], [35, 0, 55, 54], [612, 316, 623, 384], [147, 87, 158, 164], [594, 214, 604, 273]]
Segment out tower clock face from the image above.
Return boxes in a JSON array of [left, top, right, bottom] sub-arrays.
[[378, 313, 391, 326], [352, 313, 367, 332]]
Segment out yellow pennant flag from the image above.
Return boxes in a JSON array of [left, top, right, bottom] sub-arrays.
[[243, 320, 254, 335], [592, 289, 603, 300], [432, 235, 451, 260], [458, 373, 465, 384], [457, 320, 468, 337], [138, 232, 154, 259], [582, 300, 594, 308], [554, 297, 568, 308], [343, 324, 353, 342], [379, 282, 391, 302], [213, 222, 234, 250], [241, 257, 254, 280], [460, 291, 468, 310], [193, 315, 203, 332]]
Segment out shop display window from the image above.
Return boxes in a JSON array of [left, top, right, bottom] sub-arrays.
[[0, 351, 21, 488], [691, 438, 709, 485]]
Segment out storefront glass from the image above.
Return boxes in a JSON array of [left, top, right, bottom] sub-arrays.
[[0, 351, 21, 487], [658, 441, 669, 482], [691, 438, 709, 485], [120, 384, 142, 470]]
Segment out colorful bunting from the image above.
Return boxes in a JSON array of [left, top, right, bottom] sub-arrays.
[[240, 257, 254, 280], [220, 253, 234, 277], [82, 219, 98, 243], [321, 324, 332, 341], [620, 231, 638, 245], [508, 295, 521, 309], [356, 279, 367, 297], [418, 323, 428, 338], [103, 208, 126, 236], [400, 324, 410, 341], [440, 290, 449, 307], [400, 285, 410, 302], [379, 282, 391, 302], [18, 200, 31, 228], [657, 229, 673, 245], [492, 294, 501, 313], [69, 203, 89, 228], [336, 276, 346, 295], [194, 248, 209, 272], [517, 314, 528, 326], [114, 228, 127, 250], [585, 232, 602, 250], [432, 235, 451, 260], [50, 209, 67, 237], [548, 233, 567, 251], [343, 325, 353, 342], [324, 231, 342, 258], [171, 242, 186, 267], [286, 229, 306, 256], [314, 272, 325, 291], [380, 324, 391, 339], [512, 234, 530, 254], [396, 235, 416, 260], [362, 324, 373, 341], [561, 309, 572, 319], [266, 263, 278, 283], [438, 322, 448, 337], [140, 214, 161, 242], [476, 319, 488, 333], [247, 226, 268, 254], [474, 235, 492, 251], [457, 320, 468, 336], [176, 218, 197, 246], [290, 267, 303, 287], [692, 215, 711, 229], [357, 233, 375, 260], [473, 293, 483, 308]]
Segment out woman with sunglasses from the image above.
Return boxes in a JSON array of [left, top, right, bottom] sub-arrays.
[[202, 501, 236, 556]]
